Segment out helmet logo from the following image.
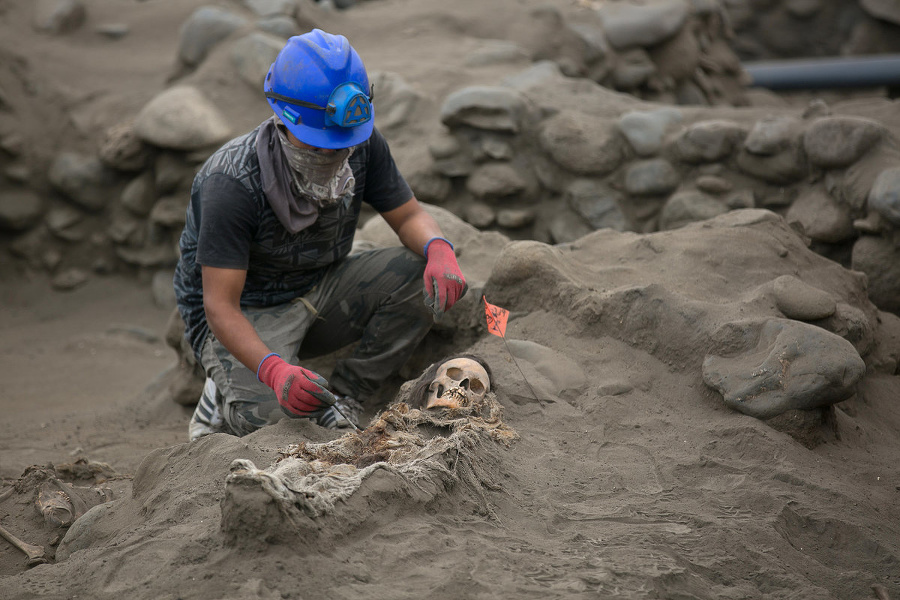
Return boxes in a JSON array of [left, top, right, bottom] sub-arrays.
[[281, 106, 301, 125]]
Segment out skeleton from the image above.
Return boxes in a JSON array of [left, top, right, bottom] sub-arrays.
[[221, 354, 514, 540]]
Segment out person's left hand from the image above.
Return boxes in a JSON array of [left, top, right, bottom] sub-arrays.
[[423, 237, 467, 321]]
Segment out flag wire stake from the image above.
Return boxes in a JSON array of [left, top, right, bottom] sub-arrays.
[[483, 296, 546, 408]]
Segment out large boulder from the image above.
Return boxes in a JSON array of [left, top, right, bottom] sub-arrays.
[[736, 147, 807, 185], [617, 107, 683, 156], [369, 71, 422, 132], [242, 0, 296, 17], [703, 319, 866, 419], [659, 190, 727, 229], [466, 162, 539, 202], [48, 152, 117, 212], [785, 188, 855, 243], [670, 120, 747, 163], [860, 0, 900, 25], [744, 116, 803, 156], [852, 235, 900, 314], [736, 116, 807, 185], [595, 0, 690, 49], [230, 32, 285, 88], [802, 116, 884, 170], [539, 112, 627, 175], [440, 86, 529, 133], [565, 179, 628, 231], [133, 86, 232, 151], [177, 6, 248, 67], [98, 122, 152, 172], [867, 167, 900, 225], [624, 158, 681, 196], [0, 189, 43, 231], [771, 275, 837, 321]]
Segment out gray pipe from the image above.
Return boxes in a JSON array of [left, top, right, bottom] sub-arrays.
[[744, 55, 900, 90]]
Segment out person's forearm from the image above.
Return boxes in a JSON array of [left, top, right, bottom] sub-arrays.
[[396, 211, 444, 256], [206, 302, 335, 416], [204, 303, 272, 374]]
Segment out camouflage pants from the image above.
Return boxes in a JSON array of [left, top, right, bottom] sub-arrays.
[[199, 246, 432, 437]]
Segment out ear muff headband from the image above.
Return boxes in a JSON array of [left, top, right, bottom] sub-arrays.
[[264, 90, 330, 111]]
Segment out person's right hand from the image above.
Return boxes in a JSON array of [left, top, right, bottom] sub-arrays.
[[423, 237, 467, 322], [257, 353, 335, 416]]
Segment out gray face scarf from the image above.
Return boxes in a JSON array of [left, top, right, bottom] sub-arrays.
[[255, 116, 356, 234]]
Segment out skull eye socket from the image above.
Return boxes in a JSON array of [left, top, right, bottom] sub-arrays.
[[469, 378, 485, 393], [446, 367, 464, 381]]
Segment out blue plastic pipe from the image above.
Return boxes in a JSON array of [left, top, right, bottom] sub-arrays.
[[744, 55, 900, 90]]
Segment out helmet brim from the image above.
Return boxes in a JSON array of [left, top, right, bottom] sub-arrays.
[[278, 109, 375, 149]]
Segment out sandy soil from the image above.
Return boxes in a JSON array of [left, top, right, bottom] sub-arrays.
[[1, 1, 899, 599], [0, 275, 181, 474]]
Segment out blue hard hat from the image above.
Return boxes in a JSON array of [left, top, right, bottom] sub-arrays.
[[264, 29, 374, 149]]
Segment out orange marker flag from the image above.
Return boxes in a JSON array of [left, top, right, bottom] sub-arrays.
[[483, 295, 544, 406], [483, 296, 509, 338]]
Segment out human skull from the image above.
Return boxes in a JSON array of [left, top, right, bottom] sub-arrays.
[[425, 358, 491, 409]]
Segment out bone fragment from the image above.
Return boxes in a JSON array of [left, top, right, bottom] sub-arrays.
[[0, 522, 47, 566], [873, 584, 891, 600]]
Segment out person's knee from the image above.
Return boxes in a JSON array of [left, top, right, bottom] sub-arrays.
[[383, 246, 426, 283]]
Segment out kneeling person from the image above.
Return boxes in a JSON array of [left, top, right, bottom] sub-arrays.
[[173, 30, 467, 440]]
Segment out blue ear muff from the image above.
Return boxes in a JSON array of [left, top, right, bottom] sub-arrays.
[[325, 82, 372, 128]]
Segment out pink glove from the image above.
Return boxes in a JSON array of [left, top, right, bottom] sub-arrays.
[[257, 353, 335, 416], [423, 237, 467, 321]]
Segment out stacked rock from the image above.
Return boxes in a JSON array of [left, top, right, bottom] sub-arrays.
[[422, 62, 900, 313], [505, 1, 749, 107], [1, 0, 313, 293], [4, 83, 236, 293], [721, 0, 900, 59]]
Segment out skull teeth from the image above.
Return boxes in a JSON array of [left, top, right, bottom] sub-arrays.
[[443, 388, 469, 405]]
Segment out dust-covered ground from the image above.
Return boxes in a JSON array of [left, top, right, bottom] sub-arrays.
[[1, 1, 899, 599]]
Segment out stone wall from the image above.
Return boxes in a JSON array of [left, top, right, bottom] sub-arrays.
[[721, 0, 900, 59], [418, 65, 900, 313], [1, 0, 898, 317], [0, 0, 309, 298], [505, 0, 749, 106]]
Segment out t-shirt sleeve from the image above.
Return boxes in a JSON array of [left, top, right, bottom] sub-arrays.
[[363, 128, 414, 213], [195, 173, 257, 270]]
